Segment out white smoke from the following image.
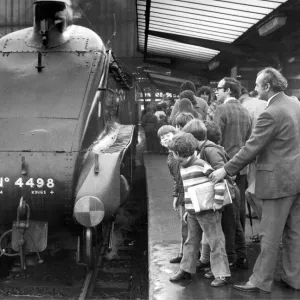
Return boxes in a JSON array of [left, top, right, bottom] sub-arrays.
[[70, 0, 82, 20]]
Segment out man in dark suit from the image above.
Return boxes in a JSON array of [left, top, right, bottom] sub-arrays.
[[214, 78, 252, 231], [213, 77, 252, 269], [210, 67, 300, 293]]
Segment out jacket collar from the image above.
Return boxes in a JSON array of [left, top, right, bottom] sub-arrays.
[[267, 91, 284, 107], [224, 97, 238, 104]]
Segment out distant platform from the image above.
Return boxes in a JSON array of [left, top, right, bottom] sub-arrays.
[[145, 154, 300, 300]]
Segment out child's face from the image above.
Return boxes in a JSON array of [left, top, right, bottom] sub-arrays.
[[160, 132, 174, 148]]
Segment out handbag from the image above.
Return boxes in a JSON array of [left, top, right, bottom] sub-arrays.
[[188, 179, 232, 213]]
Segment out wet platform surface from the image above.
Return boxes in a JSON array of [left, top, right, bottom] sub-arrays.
[[145, 154, 300, 300]]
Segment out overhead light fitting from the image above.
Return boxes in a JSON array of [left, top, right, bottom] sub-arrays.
[[288, 57, 295, 63], [208, 60, 220, 71], [258, 16, 286, 36]]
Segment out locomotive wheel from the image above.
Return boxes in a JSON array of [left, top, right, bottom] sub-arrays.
[[85, 228, 95, 269]]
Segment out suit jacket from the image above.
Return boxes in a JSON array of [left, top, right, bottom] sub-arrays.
[[214, 99, 252, 159], [225, 92, 300, 199]]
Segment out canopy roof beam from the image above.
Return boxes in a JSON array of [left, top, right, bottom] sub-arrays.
[[143, 0, 151, 61]]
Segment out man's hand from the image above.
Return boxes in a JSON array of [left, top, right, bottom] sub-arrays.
[[212, 203, 223, 211], [209, 167, 227, 183], [173, 197, 179, 211], [183, 212, 188, 223]]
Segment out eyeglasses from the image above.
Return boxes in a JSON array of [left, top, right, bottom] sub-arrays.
[[213, 86, 225, 92]]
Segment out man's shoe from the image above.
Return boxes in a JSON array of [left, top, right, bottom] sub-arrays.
[[211, 277, 231, 287], [204, 270, 214, 279], [233, 281, 266, 293], [169, 254, 182, 263], [274, 277, 296, 289], [196, 261, 210, 271], [169, 269, 191, 282], [236, 258, 248, 269]]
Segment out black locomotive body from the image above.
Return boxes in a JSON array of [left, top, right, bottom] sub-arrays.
[[0, 0, 138, 269]]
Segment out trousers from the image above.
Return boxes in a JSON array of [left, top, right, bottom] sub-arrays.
[[180, 211, 230, 277], [250, 193, 300, 292], [236, 174, 247, 230], [178, 205, 188, 255]]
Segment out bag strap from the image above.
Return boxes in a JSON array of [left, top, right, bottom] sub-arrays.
[[197, 139, 208, 159], [198, 142, 236, 186]]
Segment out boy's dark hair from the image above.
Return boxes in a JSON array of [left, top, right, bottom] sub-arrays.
[[174, 112, 194, 128], [198, 86, 211, 95], [203, 120, 222, 145], [179, 80, 196, 93], [157, 125, 177, 138], [168, 132, 198, 158], [182, 119, 207, 141], [179, 90, 196, 105]]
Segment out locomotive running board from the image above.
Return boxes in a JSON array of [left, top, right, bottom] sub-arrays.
[[102, 124, 135, 157], [74, 124, 135, 221]]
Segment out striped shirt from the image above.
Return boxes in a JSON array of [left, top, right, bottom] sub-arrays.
[[180, 155, 225, 213]]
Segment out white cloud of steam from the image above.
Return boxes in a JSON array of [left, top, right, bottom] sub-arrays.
[[70, 0, 82, 20]]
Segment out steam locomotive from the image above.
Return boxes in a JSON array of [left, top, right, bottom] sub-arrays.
[[0, 0, 138, 269]]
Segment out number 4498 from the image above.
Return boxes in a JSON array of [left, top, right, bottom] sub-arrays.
[[14, 178, 55, 188]]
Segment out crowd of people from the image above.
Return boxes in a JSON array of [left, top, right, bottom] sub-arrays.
[[143, 67, 300, 293]]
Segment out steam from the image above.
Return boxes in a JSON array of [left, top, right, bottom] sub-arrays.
[[70, 0, 83, 20]]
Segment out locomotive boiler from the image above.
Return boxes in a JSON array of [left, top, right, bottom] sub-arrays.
[[0, 0, 138, 269]]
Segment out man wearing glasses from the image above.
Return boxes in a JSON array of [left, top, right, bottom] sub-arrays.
[[213, 77, 252, 270]]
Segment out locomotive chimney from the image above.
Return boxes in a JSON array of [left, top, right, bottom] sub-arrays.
[[30, 0, 73, 48]]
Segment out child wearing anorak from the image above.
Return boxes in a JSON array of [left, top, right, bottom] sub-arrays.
[[168, 132, 231, 287]]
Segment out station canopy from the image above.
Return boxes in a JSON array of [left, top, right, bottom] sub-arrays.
[[137, 0, 288, 63]]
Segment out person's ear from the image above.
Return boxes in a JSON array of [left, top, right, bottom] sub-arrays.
[[265, 83, 271, 91]]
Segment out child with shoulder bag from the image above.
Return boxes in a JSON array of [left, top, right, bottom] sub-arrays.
[[182, 120, 248, 277], [169, 132, 231, 287]]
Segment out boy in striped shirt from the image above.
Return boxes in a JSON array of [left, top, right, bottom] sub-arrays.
[[168, 132, 231, 287]]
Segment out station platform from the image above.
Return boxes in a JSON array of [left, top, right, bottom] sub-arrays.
[[145, 154, 300, 300]]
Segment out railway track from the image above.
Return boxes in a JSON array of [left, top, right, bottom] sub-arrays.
[[0, 163, 148, 300], [0, 191, 144, 300]]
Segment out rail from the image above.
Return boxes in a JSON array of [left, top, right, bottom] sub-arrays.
[[78, 221, 112, 300]]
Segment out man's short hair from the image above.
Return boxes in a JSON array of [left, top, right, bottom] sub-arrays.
[[203, 120, 222, 145], [146, 105, 153, 113], [222, 77, 241, 99], [180, 90, 196, 105], [240, 86, 249, 95], [168, 132, 198, 158], [156, 104, 162, 111], [180, 80, 196, 93], [157, 125, 177, 138], [258, 67, 288, 92], [249, 90, 258, 97], [182, 119, 207, 141], [174, 112, 194, 128]]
